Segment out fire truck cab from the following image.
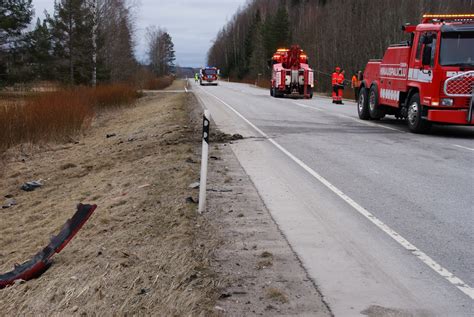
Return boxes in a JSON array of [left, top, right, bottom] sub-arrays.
[[358, 14, 474, 133], [200, 67, 219, 86]]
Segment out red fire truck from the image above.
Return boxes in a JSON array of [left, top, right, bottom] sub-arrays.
[[270, 45, 314, 99], [357, 14, 474, 133], [200, 67, 219, 86]]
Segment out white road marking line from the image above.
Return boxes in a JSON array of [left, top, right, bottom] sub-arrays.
[[453, 144, 474, 152], [291, 101, 405, 132], [199, 87, 474, 300], [293, 102, 325, 111]]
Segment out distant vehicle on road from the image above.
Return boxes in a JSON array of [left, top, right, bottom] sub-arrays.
[[200, 67, 219, 86], [270, 45, 314, 99], [358, 14, 474, 133]]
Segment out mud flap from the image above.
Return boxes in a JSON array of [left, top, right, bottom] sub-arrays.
[[0, 203, 97, 289]]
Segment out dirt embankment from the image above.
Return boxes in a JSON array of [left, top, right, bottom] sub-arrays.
[[0, 88, 221, 315]]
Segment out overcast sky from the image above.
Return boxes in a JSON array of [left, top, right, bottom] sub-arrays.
[[32, 0, 247, 67]]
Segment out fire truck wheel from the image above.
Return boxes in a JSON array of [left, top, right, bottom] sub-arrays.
[[407, 93, 431, 133], [369, 86, 385, 120], [270, 87, 274, 97], [273, 87, 282, 98], [357, 87, 370, 120]]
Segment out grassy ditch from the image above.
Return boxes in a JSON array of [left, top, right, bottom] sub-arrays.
[[0, 91, 221, 315]]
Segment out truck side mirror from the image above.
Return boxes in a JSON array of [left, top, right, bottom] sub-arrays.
[[422, 45, 432, 66]]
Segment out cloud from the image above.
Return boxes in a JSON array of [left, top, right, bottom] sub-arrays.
[[32, 0, 247, 67]]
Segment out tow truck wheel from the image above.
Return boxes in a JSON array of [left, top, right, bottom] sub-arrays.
[[407, 93, 431, 133], [273, 87, 282, 98], [369, 86, 385, 120], [357, 87, 370, 120]]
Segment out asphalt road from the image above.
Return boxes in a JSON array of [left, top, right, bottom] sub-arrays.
[[192, 80, 474, 316]]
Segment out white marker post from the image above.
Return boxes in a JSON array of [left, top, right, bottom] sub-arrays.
[[198, 110, 211, 214]]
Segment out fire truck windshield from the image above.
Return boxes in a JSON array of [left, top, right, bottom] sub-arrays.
[[439, 32, 474, 67], [203, 69, 217, 75]]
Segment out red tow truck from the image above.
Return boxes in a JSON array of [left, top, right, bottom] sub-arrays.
[[200, 67, 219, 86], [270, 45, 314, 99], [358, 14, 474, 133]]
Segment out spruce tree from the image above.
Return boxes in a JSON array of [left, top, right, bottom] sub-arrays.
[[161, 32, 175, 75], [0, 0, 33, 47], [0, 0, 33, 84], [28, 19, 53, 80], [48, 0, 94, 85]]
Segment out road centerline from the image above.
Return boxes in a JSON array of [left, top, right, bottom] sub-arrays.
[[197, 86, 474, 300], [453, 144, 474, 151]]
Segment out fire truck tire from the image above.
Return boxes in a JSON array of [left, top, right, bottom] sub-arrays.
[[273, 87, 282, 98], [357, 87, 370, 120], [407, 93, 431, 133], [270, 87, 274, 97], [369, 85, 385, 119]]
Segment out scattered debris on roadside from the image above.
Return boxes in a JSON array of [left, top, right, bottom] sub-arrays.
[[20, 180, 42, 192], [186, 157, 196, 163], [60, 163, 77, 170], [189, 182, 200, 189], [256, 258, 273, 270], [1, 198, 17, 209], [186, 196, 198, 204], [0, 204, 97, 289], [206, 188, 232, 193], [211, 131, 244, 143]]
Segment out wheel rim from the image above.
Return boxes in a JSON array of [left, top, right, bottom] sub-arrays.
[[369, 91, 375, 111], [408, 102, 418, 125], [358, 93, 365, 113]]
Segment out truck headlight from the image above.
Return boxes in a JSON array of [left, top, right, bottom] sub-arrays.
[[441, 98, 453, 106]]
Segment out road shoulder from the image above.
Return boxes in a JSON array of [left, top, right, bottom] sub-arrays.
[[204, 131, 332, 316]]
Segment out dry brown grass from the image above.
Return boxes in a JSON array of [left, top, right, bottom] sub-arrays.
[[142, 76, 175, 90], [89, 84, 138, 109], [133, 68, 175, 90], [0, 84, 140, 152]]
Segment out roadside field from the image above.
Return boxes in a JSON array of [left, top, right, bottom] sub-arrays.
[[0, 91, 221, 315]]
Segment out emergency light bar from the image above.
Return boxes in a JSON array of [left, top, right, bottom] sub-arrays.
[[422, 13, 474, 23]]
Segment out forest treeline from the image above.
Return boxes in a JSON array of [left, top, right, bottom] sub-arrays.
[[207, 0, 472, 91], [0, 0, 176, 87]]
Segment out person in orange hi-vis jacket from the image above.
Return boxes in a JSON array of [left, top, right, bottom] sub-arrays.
[[337, 69, 345, 104], [351, 71, 361, 101], [332, 66, 340, 104]]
